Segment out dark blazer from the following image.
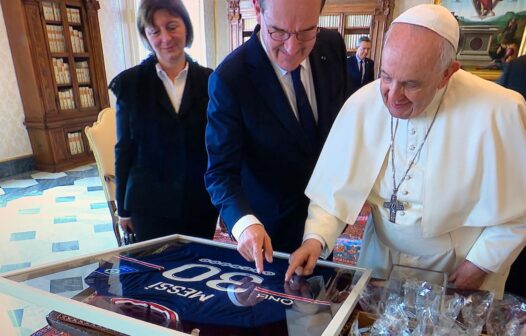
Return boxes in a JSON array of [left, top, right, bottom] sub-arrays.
[[498, 55, 526, 298], [347, 55, 374, 96], [205, 26, 348, 253], [111, 54, 218, 240], [498, 55, 526, 99]]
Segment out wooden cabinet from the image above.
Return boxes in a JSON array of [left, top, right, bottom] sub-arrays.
[[1, 0, 109, 172], [227, 0, 393, 75]]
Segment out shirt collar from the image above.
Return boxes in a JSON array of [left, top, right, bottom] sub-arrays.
[[155, 61, 189, 82]]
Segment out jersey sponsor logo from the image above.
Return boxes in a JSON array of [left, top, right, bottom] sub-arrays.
[[99, 265, 138, 276], [255, 287, 331, 306]]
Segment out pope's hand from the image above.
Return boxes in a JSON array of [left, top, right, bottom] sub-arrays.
[[118, 217, 134, 234], [448, 260, 488, 290], [237, 224, 273, 273], [285, 239, 322, 282]]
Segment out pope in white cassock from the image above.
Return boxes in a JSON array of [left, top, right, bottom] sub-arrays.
[[285, 4, 526, 298]]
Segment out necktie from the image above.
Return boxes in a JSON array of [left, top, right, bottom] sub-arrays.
[[360, 60, 365, 84], [291, 66, 318, 148]]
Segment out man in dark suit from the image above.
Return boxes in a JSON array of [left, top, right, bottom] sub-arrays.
[[497, 54, 526, 298], [205, 0, 348, 272], [498, 54, 526, 99], [347, 36, 375, 96]]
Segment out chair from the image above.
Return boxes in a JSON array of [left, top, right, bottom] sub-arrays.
[[85, 107, 124, 246]]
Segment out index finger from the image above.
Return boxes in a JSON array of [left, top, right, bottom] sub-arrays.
[[285, 255, 304, 282], [254, 245, 264, 274]]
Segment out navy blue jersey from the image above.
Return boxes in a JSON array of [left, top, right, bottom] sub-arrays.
[[85, 242, 340, 334]]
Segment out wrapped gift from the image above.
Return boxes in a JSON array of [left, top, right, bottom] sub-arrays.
[[332, 203, 371, 266]]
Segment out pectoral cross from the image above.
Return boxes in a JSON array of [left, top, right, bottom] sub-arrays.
[[383, 194, 404, 223]]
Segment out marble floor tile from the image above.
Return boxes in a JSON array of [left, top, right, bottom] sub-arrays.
[[0, 164, 117, 334], [66, 164, 97, 172], [10, 231, 37, 241], [0, 179, 39, 189], [30, 172, 67, 180]]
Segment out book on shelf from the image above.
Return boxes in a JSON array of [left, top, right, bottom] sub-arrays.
[[345, 14, 372, 28], [46, 25, 65, 53], [52, 58, 70, 85], [319, 15, 341, 28], [58, 89, 75, 110], [75, 61, 90, 84], [79, 87, 94, 108], [42, 2, 61, 21], [67, 132, 84, 155], [69, 27, 85, 53], [66, 7, 81, 24]]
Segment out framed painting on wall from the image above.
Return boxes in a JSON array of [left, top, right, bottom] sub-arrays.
[[436, 0, 526, 80]]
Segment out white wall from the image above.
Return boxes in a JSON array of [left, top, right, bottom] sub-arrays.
[[99, 0, 127, 108], [0, 4, 32, 162]]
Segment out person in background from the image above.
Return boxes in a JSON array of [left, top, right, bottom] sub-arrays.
[[498, 54, 526, 99], [497, 54, 526, 298], [111, 0, 217, 242], [286, 4, 526, 298], [347, 36, 375, 96], [205, 0, 348, 273]]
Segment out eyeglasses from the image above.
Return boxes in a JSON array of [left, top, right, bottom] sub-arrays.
[[263, 16, 319, 42]]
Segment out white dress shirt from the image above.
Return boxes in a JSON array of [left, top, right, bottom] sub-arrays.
[[155, 62, 189, 113]]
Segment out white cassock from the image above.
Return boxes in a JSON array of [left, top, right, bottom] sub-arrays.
[[304, 69, 526, 298]]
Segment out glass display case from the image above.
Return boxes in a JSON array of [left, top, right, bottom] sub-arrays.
[[0, 235, 371, 335]]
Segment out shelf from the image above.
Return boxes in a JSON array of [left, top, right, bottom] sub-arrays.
[[73, 53, 89, 58], [57, 83, 72, 88], [45, 19, 62, 25], [51, 52, 69, 58]]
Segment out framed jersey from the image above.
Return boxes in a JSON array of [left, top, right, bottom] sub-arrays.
[[0, 235, 371, 335]]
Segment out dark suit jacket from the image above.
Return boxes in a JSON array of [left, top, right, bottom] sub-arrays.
[[111, 54, 218, 240], [205, 26, 348, 253], [498, 55, 526, 298], [347, 55, 374, 96], [498, 55, 526, 99]]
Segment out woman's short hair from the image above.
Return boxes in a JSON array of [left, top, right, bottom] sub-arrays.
[[137, 0, 194, 50]]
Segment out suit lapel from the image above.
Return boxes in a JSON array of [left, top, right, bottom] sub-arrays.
[[153, 75, 177, 117], [144, 58, 178, 118], [178, 62, 195, 118], [350, 57, 359, 74], [245, 28, 310, 154], [309, 41, 333, 141]]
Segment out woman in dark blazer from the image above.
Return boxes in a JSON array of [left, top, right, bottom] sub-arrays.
[[110, 0, 217, 242]]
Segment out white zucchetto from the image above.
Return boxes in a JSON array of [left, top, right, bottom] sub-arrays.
[[392, 4, 460, 52]]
